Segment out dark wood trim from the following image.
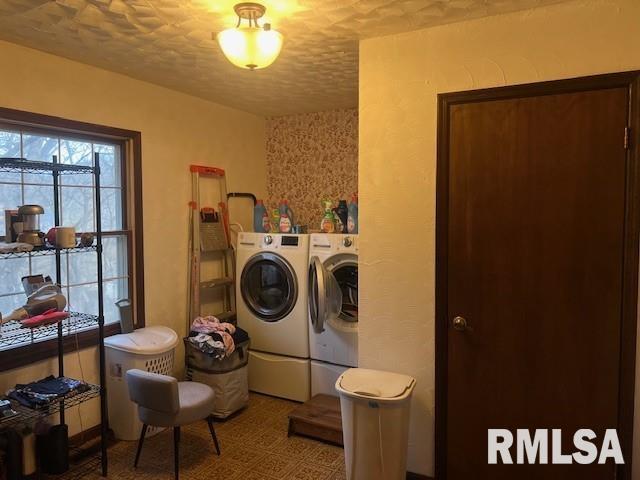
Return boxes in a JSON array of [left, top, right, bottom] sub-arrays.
[[0, 106, 146, 370], [131, 131, 145, 329], [406, 473, 433, 480], [0, 324, 121, 372], [0, 107, 141, 141], [69, 423, 104, 447], [435, 82, 451, 480], [435, 71, 640, 480], [436, 70, 640, 106]]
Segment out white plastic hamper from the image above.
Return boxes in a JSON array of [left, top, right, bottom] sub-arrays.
[[336, 368, 416, 480], [105, 326, 178, 440]]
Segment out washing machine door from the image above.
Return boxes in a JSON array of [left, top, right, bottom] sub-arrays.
[[309, 256, 342, 334], [240, 252, 298, 322], [325, 255, 358, 332]]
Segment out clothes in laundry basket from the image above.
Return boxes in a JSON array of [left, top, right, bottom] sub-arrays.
[[187, 315, 249, 360], [189, 333, 226, 359]]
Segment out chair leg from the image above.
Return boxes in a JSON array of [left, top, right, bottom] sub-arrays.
[[206, 416, 221, 456], [134, 424, 148, 468], [173, 426, 180, 480]]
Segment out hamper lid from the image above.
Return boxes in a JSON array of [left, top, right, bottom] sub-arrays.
[[336, 368, 416, 400], [105, 326, 178, 354]]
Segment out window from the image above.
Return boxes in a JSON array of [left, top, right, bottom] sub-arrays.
[[0, 109, 143, 369]]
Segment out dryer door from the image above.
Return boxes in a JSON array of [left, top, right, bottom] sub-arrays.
[[309, 256, 342, 334], [240, 252, 298, 322]]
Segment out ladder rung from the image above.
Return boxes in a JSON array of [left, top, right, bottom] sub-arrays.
[[214, 311, 236, 323], [200, 277, 234, 289]]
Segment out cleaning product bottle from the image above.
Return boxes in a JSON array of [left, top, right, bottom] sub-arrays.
[[347, 193, 358, 234], [271, 208, 280, 234], [320, 200, 336, 233], [333, 200, 349, 234], [253, 200, 270, 233], [278, 200, 294, 233]]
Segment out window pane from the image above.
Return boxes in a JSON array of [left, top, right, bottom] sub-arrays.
[[104, 278, 127, 325], [0, 258, 29, 296], [100, 188, 122, 231], [95, 144, 120, 188], [0, 130, 22, 183], [65, 251, 97, 285], [22, 134, 56, 185], [60, 139, 92, 187], [0, 294, 24, 316], [0, 183, 22, 239], [61, 186, 94, 232], [23, 185, 54, 231], [67, 282, 97, 315], [31, 255, 56, 282], [103, 235, 127, 279]]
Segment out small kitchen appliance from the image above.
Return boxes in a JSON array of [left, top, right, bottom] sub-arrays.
[[17, 205, 45, 247]]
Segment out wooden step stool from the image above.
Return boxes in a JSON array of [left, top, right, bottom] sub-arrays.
[[287, 394, 343, 446]]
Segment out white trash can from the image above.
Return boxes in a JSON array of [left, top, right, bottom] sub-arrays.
[[336, 368, 416, 480], [105, 326, 178, 440]]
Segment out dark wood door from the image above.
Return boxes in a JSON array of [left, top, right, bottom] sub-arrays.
[[437, 76, 640, 480]]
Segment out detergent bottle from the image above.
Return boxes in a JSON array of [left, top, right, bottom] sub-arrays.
[[333, 200, 349, 234], [347, 194, 358, 234], [270, 208, 280, 233], [278, 200, 294, 233], [320, 200, 336, 233], [253, 200, 270, 233]]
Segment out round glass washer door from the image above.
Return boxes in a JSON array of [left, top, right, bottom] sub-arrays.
[[326, 254, 358, 332], [240, 252, 298, 322]]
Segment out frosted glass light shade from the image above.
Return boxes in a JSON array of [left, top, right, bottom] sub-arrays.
[[218, 26, 283, 70]]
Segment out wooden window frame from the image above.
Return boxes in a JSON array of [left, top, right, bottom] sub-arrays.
[[0, 107, 144, 372]]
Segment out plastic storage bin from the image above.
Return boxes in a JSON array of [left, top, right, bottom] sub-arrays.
[[185, 338, 250, 418], [336, 368, 416, 480], [105, 326, 178, 440]]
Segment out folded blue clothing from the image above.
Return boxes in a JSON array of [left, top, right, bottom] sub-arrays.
[[8, 376, 89, 409]]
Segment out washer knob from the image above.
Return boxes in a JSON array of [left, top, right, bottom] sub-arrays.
[[343, 236, 353, 247], [264, 235, 273, 245]]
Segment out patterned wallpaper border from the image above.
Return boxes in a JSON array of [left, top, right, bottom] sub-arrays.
[[266, 108, 358, 230]]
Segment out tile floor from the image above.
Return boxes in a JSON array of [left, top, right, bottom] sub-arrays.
[[86, 393, 346, 480]]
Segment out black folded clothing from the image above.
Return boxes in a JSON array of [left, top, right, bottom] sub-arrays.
[[8, 376, 90, 409], [233, 327, 249, 345]]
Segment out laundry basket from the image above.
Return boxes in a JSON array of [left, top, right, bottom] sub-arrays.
[[105, 326, 178, 440], [185, 336, 250, 419]]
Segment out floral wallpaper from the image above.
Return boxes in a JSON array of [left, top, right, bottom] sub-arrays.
[[266, 109, 358, 230]]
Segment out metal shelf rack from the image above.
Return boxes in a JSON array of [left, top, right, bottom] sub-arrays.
[[0, 155, 108, 477], [0, 245, 97, 260]]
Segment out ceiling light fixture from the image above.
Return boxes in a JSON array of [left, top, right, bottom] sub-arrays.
[[217, 2, 283, 71]]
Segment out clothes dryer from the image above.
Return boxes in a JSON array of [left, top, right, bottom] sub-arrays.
[[236, 232, 310, 401]]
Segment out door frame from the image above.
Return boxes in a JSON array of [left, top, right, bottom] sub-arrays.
[[435, 71, 640, 480]]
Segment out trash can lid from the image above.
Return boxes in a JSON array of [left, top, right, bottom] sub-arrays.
[[105, 326, 178, 354], [336, 368, 416, 400]]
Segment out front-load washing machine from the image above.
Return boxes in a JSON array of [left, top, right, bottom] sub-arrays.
[[236, 232, 310, 401], [308, 233, 358, 396]]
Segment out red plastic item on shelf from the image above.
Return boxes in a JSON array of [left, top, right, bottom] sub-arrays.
[[20, 309, 69, 328]]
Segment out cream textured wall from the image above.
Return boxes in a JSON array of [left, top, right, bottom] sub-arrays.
[[0, 40, 266, 435], [266, 109, 358, 229], [358, 0, 640, 475]]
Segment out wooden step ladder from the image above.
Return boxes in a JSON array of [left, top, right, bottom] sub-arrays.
[[187, 165, 236, 332]]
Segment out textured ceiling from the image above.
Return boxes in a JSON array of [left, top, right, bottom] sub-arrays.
[[0, 0, 570, 116]]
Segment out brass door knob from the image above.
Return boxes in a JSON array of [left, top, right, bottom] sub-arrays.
[[452, 316, 468, 331]]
